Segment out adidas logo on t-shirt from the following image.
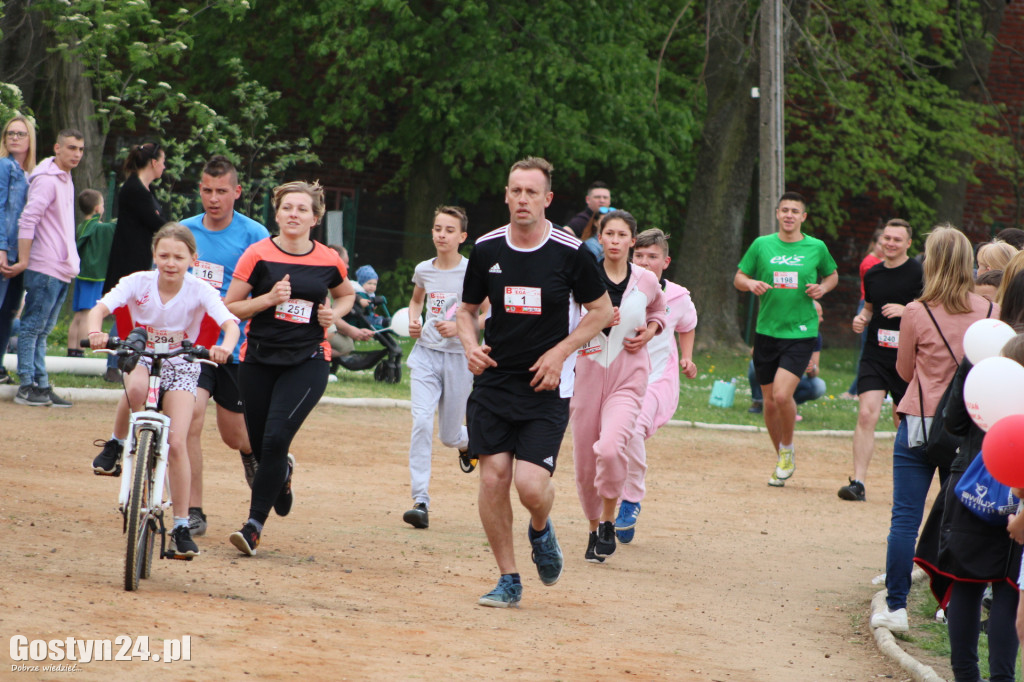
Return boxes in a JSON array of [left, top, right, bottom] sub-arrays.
[[489, 263, 502, 274]]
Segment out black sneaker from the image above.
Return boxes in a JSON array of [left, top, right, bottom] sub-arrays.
[[229, 522, 261, 556], [240, 451, 258, 489], [585, 531, 605, 564], [43, 387, 72, 408], [92, 438, 123, 476], [188, 507, 208, 536], [458, 447, 478, 473], [595, 521, 616, 558], [748, 400, 763, 414], [838, 478, 866, 501], [14, 385, 51, 406], [0, 369, 10, 385], [103, 367, 122, 383], [273, 453, 295, 517], [169, 525, 199, 559], [403, 502, 429, 529]]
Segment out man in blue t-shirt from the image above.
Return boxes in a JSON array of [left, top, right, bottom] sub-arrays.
[[180, 155, 269, 537]]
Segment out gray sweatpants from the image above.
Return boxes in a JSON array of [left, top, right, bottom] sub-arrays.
[[407, 344, 472, 507]]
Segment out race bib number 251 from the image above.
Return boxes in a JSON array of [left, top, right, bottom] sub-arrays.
[[275, 298, 314, 323]]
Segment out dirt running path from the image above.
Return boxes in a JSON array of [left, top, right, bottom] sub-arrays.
[[2, 402, 917, 680]]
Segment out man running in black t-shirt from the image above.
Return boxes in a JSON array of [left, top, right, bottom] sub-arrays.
[[839, 219, 923, 501], [457, 156, 612, 608]]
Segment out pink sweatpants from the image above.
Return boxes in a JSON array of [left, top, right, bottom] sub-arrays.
[[570, 356, 649, 521], [621, 373, 678, 502]]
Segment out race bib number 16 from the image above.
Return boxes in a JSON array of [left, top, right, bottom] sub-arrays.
[[504, 286, 542, 315]]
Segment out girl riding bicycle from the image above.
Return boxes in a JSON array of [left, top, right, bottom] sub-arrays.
[[87, 222, 239, 559]]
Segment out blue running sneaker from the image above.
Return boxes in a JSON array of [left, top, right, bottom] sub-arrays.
[[614, 500, 641, 544], [478, 575, 522, 608], [529, 520, 564, 586]]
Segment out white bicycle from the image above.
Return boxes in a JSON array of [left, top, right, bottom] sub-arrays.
[[89, 328, 215, 591]]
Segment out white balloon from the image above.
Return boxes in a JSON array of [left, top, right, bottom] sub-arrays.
[[388, 307, 418, 337], [963, 318, 1017, 365], [963, 356, 1024, 431]]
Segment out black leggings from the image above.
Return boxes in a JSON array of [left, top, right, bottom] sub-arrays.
[[239, 358, 328, 525], [947, 579, 1019, 682]]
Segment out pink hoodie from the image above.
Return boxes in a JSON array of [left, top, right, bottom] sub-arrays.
[[17, 156, 80, 282]]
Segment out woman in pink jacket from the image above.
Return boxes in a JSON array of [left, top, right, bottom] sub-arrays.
[[570, 210, 666, 564], [872, 226, 997, 634]]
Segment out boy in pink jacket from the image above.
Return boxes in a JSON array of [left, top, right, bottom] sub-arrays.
[[570, 211, 666, 563], [4, 129, 84, 407], [616, 228, 698, 543]]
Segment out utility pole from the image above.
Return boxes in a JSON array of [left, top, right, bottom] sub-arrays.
[[758, 0, 784, 236]]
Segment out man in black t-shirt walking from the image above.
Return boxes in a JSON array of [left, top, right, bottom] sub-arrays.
[[457, 157, 612, 608], [839, 219, 923, 501]]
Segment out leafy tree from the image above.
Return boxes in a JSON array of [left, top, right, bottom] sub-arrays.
[[784, 0, 1011, 236], [225, 0, 704, 259], [26, 0, 316, 219]]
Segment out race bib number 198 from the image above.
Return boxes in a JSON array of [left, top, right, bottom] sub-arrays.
[[504, 286, 541, 315], [772, 271, 798, 289], [275, 298, 314, 323]]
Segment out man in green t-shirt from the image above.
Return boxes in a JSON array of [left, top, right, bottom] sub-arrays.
[[734, 192, 838, 487]]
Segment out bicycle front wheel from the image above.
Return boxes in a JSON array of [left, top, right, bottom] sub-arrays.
[[124, 428, 155, 591]]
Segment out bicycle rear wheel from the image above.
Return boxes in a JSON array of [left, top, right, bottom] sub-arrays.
[[124, 428, 155, 591]]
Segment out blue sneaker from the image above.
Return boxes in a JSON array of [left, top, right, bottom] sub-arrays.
[[478, 575, 522, 608], [615, 500, 641, 544], [529, 520, 564, 586]]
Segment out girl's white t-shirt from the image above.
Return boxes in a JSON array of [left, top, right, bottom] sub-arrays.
[[99, 271, 237, 356]]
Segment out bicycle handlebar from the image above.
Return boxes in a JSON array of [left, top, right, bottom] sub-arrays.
[[80, 329, 211, 362]]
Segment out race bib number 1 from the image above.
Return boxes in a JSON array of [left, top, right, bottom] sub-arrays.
[[773, 271, 798, 289], [275, 298, 314, 323], [504, 286, 542, 315], [878, 329, 899, 349]]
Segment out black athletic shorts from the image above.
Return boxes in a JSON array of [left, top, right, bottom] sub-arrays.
[[857, 354, 909, 405], [466, 384, 569, 475], [752, 334, 816, 386], [197, 362, 244, 413]]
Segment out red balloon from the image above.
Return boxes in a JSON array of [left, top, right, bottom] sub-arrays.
[[983, 414, 1024, 488]]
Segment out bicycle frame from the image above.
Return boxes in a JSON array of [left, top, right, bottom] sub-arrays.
[[92, 334, 214, 588], [117, 359, 172, 515]]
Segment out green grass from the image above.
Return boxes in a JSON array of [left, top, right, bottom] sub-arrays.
[[36, 303, 866, 431]]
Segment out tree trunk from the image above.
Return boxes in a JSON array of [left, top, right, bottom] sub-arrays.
[[929, 0, 1007, 230], [403, 150, 450, 262], [47, 49, 104, 220], [0, 0, 47, 106], [673, 2, 761, 349]]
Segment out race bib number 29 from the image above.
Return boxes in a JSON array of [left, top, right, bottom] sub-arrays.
[[504, 286, 541, 315]]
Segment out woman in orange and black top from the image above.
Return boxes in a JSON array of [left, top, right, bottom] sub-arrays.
[[224, 181, 355, 555]]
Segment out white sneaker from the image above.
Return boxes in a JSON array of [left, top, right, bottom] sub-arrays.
[[870, 607, 908, 632], [774, 447, 795, 480]]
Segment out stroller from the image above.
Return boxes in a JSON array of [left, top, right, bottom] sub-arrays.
[[331, 294, 403, 383]]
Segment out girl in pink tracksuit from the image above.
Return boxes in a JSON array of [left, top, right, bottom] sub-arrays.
[[616, 228, 698, 544], [570, 210, 666, 564]]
